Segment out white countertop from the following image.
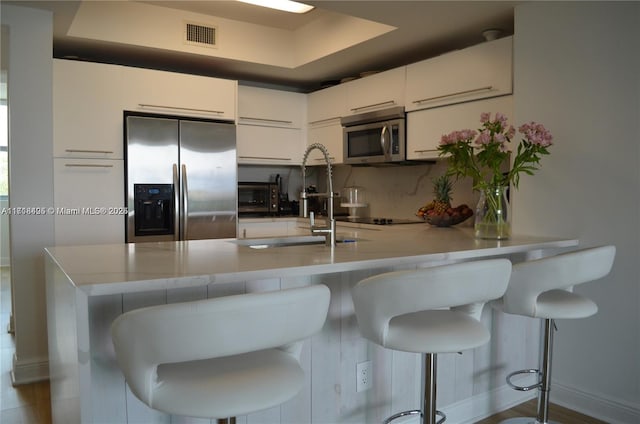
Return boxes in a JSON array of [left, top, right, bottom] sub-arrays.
[[45, 224, 578, 296]]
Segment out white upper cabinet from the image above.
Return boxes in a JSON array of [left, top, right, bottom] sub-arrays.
[[306, 123, 343, 165], [238, 85, 305, 128], [345, 67, 406, 115], [405, 36, 513, 112], [307, 85, 347, 165], [237, 86, 306, 165], [54, 60, 125, 159], [120, 65, 236, 121], [54, 59, 237, 159], [307, 84, 348, 125], [407, 95, 513, 160]]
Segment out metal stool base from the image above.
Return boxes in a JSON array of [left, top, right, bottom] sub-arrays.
[[383, 409, 446, 424], [498, 417, 560, 424]]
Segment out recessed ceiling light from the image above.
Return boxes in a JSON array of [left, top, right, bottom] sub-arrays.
[[237, 0, 315, 14]]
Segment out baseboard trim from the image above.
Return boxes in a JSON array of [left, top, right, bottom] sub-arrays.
[[552, 381, 640, 424], [11, 353, 50, 385], [439, 377, 640, 424]]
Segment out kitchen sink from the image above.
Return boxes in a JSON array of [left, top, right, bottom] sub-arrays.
[[232, 235, 358, 249]]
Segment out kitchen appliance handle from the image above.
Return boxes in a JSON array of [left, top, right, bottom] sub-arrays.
[[380, 125, 390, 155], [181, 164, 189, 240], [412, 86, 493, 104], [172, 164, 180, 241]]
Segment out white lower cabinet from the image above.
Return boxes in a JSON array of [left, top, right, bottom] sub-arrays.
[[407, 95, 513, 160], [53, 158, 125, 245], [238, 218, 305, 238]]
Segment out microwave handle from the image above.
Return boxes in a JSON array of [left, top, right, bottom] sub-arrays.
[[380, 125, 391, 155]]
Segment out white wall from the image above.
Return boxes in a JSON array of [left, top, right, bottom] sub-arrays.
[[513, 3, 640, 422], [1, 198, 9, 266], [1, 4, 54, 383]]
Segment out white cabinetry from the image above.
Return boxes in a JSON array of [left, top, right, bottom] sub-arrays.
[[345, 67, 406, 115], [238, 218, 305, 238], [53, 59, 237, 245], [53, 60, 125, 159], [405, 36, 512, 112], [407, 95, 513, 160], [53, 60, 237, 159], [237, 86, 306, 165], [120, 66, 237, 121], [53, 159, 125, 245], [307, 84, 347, 164]]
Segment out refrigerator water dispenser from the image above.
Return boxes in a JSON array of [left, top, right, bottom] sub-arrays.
[[134, 184, 174, 236]]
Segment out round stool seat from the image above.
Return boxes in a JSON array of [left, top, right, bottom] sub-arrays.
[[386, 310, 490, 354], [535, 289, 598, 319], [492, 289, 598, 320], [153, 348, 305, 418]]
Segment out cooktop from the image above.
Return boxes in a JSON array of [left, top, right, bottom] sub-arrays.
[[335, 217, 423, 225]]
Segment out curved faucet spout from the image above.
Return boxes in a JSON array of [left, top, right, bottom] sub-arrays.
[[301, 143, 336, 246]]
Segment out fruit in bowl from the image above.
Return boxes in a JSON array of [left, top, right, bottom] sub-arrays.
[[416, 175, 473, 227]]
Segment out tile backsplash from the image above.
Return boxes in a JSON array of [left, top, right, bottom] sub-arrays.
[[330, 161, 477, 221], [239, 161, 478, 222]]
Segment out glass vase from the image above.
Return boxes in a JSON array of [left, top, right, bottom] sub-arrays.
[[474, 185, 511, 239]]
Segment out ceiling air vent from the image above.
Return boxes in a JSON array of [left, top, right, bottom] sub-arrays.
[[184, 22, 217, 48]]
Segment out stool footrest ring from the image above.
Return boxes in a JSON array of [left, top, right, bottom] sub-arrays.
[[383, 409, 446, 424], [506, 369, 541, 392]]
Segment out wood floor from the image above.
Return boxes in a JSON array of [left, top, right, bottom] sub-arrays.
[[1, 267, 52, 424], [0, 266, 606, 424]]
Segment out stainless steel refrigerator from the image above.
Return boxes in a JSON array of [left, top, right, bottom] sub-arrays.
[[125, 113, 237, 243]]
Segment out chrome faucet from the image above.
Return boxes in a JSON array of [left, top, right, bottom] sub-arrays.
[[301, 143, 336, 246]]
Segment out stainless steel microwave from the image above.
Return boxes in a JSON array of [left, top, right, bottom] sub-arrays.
[[341, 106, 406, 165]]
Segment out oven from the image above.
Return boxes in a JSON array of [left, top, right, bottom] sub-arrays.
[[238, 182, 280, 216]]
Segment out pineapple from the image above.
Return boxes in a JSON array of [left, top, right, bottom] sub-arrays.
[[432, 175, 453, 214]]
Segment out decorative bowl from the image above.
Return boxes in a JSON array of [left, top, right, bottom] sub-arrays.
[[418, 204, 474, 227]]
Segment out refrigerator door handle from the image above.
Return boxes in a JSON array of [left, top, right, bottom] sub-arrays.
[[181, 164, 189, 240], [172, 164, 180, 241]]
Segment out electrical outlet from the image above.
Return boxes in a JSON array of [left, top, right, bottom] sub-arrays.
[[356, 360, 373, 392]]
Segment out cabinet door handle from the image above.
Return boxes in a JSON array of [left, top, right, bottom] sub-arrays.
[[239, 116, 293, 125], [413, 149, 438, 153], [65, 149, 114, 154], [238, 156, 292, 161], [64, 163, 114, 168], [412, 86, 493, 104], [138, 104, 225, 115], [309, 117, 341, 125], [350, 100, 396, 112]]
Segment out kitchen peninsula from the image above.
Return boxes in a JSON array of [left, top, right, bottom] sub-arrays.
[[45, 223, 578, 424]]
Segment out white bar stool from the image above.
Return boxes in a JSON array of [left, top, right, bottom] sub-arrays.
[[491, 245, 616, 424], [111, 285, 330, 421], [352, 259, 513, 424]]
